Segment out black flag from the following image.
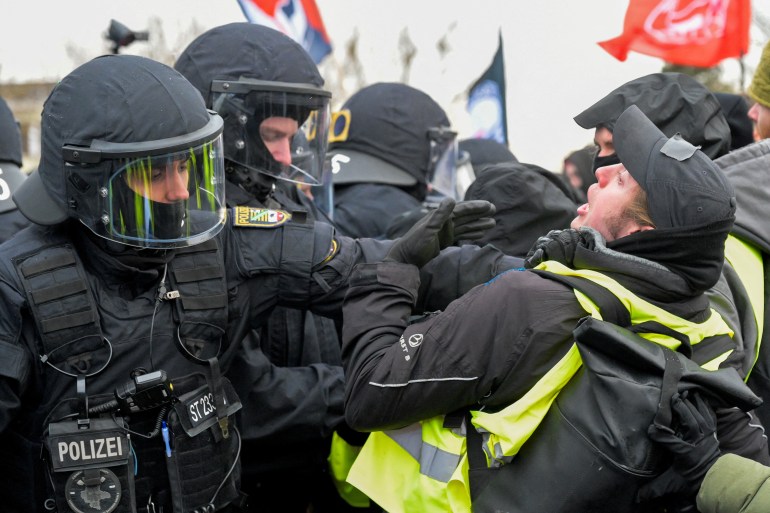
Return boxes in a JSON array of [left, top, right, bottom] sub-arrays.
[[467, 31, 508, 145]]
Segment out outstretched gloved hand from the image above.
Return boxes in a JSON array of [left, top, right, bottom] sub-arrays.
[[523, 229, 586, 269], [384, 198, 495, 268], [637, 391, 721, 505], [451, 200, 497, 242]]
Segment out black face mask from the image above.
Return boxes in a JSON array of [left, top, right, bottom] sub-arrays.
[[591, 152, 621, 174]]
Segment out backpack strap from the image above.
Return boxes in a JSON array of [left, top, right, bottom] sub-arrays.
[[463, 269, 632, 500], [531, 269, 631, 327]]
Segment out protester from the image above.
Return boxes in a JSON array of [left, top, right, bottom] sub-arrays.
[[330, 82, 457, 239], [174, 22, 355, 512], [0, 53, 495, 512], [0, 94, 29, 242], [340, 106, 756, 512], [571, 71, 770, 403], [709, 138, 770, 434], [707, 42, 770, 435], [748, 40, 770, 140]]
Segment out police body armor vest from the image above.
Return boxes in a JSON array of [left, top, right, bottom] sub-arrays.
[[13, 233, 242, 513], [346, 262, 754, 513]]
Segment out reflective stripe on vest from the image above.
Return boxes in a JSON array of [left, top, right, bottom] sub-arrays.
[[347, 418, 471, 513], [724, 234, 765, 379], [347, 263, 734, 513]]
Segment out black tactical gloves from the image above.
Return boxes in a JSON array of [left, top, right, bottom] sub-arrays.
[[384, 198, 495, 268], [524, 229, 588, 268], [452, 200, 498, 242], [637, 391, 721, 506]]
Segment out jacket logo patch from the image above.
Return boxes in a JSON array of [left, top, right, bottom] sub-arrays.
[[232, 207, 291, 228], [408, 334, 423, 348]]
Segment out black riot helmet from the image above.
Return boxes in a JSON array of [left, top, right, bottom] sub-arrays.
[[13, 55, 226, 249], [327, 83, 457, 201], [175, 23, 331, 190], [0, 94, 26, 214]]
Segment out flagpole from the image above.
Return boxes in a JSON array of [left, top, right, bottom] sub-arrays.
[[739, 53, 746, 93]]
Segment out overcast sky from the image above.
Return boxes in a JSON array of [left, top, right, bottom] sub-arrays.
[[0, 0, 766, 171]]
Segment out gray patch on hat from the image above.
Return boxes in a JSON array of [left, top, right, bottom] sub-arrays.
[[660, 134, 698, 161]]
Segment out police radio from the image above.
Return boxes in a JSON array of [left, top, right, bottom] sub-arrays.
[[114, 369, 174, 413], [86, 369, 175, 416]]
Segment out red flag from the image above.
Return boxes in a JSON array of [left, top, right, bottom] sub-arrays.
[[599, 0, 751, 67], [236, 0, 332, 64]]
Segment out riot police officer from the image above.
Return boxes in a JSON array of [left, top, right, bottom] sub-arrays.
[[174, 23, 351, 512], [328, 82, 463, 239], [0, 54, 495, 512]]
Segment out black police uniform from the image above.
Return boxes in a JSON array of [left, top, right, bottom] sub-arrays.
[[0, 207, 30, 242], [334, 183, 421, 239], [223, 178, 353, 513], [0, 215, 389, 512]]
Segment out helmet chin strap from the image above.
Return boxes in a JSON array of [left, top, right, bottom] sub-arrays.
[[225, 160, 276, 203]]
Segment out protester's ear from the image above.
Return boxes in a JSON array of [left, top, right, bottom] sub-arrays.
[[620, 223, 654, 238]]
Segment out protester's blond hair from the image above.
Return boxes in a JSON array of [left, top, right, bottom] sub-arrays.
[[624, 187, 655, 229]]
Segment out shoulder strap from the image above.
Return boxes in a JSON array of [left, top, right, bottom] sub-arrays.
[[14, 244, 105, 374], [465, 410, 494, 501], [463, 269, 631, 500], [167, 237, 229, 361], [531, 269, 631, 327]]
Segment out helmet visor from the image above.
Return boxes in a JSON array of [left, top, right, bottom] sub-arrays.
[[211, 79, 331, 186], [426, 127, 462, 200], [86, 135, 225, 249], [454, 150, 476, 200]]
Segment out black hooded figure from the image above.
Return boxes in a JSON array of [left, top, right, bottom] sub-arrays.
[[462, 162, 578, 257], [714, 92, 755, 151], [574, 72, 732, 173]]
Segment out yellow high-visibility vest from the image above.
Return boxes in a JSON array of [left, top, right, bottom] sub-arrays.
[[328, 431, 372, 508], [347, 262, 734, 513], [724, 234, 765, 380]]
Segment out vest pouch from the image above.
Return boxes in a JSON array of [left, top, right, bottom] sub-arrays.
[[472, 317, 762, 513], [166, 375, 243, 512], [45, 416, 136, 513]]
